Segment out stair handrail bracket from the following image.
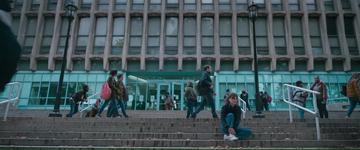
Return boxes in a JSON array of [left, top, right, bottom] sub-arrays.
[[238, 96, 247, 119], [282, 83, 321, 141], [0, 82, 22, 121]]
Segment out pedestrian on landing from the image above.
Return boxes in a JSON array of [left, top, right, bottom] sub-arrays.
[[260, 91, 270, 111], [224, 89, 231, 100], [192, 65, 218, 119], [185, 81, 198, 118], [115, 73, 129, 118], [310, 76, 329, 118], [292, 81, 308, 120], [221, 93, 252, 141], [66, 84, 89, 117], [346, 73, 360, 118], [164, 93, 174, 110], [240, 90, 251, 111]]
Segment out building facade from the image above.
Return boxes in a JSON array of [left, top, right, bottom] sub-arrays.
[[3, 0, 360, 111]]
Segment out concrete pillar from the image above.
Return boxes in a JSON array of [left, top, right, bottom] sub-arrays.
[[301, 0, 314, 71], [196, 0, 201, 71], [231, 0, 239, 71], [159, 0, 165, 71], [140, 0, 148, 71], [214, 0, 220, 72], [284, 0, 295, 71], [318, 0, 332, 71], [84, 1, 96, 71], [30, 0, 45, 71], [178, 0, 184, 71], [266, 0, 276, 71], [103, 0, 114, 71], [48, 0, 62, 71], [336, 0, 351, 71], [122, 0, 131, 70]]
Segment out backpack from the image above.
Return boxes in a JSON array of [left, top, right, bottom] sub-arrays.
[[101, 82, 111, 100], [340, 85, 347, 96], [267, 95, 272, 103], [196, 80, 206, 95]]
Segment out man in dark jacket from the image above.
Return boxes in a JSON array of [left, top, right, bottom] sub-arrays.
[[221, 93, 252, 141], [66, 84, 89, 117], [0, 0, 21, 92], [192, 65, 218, 118], [240, 90, 251, 111]]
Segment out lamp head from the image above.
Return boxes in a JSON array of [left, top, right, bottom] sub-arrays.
[[248, 1, 258, 20], [65, 0, 78, 19]]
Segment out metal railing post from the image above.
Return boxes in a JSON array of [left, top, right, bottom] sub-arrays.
[[1, 82, 21, 121], [287, 87, 293, 123], [312, 92, 321, 141]]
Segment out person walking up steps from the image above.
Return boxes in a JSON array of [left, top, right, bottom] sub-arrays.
[[185, 82, 198, 118], [192, 65, 218, 119], [346, 73, 360, 118]]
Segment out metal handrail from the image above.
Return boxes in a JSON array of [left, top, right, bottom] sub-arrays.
[[79, 93, 99, 117], [0, 82, 22, 121], [238, 96, 247, 119], [283, 84, 321, 141]]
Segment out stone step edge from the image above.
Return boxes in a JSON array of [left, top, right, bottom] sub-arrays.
[[0, 145, 358, 150]]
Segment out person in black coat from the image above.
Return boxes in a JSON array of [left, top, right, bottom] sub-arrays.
[[66, 84, 89, 117], [192, 65, 218, 118], [0, 0, 21, 92], [221, 93, 252, 141], [240, 90, 251, 111]]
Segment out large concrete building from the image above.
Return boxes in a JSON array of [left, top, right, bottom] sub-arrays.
[[3, 0, 360, 111]]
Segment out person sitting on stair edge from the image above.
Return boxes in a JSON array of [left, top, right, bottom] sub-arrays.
[[221, 93, 252, 141]]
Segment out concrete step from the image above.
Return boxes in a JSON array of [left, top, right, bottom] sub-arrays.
[[0, 131, 358, 140], [0, 138, 359, 147]]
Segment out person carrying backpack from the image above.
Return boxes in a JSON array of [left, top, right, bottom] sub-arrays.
[[292, 81, 308, 120], [346, 73, 360, 118], [66, 84, 89, 117], [185, 81, 197, 118], [192, 65, 218, 119]]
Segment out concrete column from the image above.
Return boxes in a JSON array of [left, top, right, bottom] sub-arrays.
[[231, 0, 238, 71], [178, 0, 184, 71], [214, 0, 220, 72], [66, 0, 81, 71], [140, 0, 148, 70], [84, 1, 96, 71], [122, 0, 131, 70], [48, 0, 62, 70], [159, 0, 165, 71], [318, 0, 332, 71], [103, 0, 114, 71], [30, 0, 45, 71], [284, 0, 295, 71], [336, 0, 351, 71], [266, 0, 276, 71], [352, 0, 360, 57], [301, 0, 314, 71], [196, 0, 202, 71]]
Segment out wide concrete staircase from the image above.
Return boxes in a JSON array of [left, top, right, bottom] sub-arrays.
[[0, 110, 359, 149]]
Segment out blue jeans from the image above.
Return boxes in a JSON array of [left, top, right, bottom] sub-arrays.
[[107, 97, 119, 117], [347, 97, 360, 117], [66, 100, 79, 117], [97, 99, 110, 116], [186, 101, 197, 118], [193, 93, 218, 118], [221, 113, 252, 140], [117, 99, 128, 117]]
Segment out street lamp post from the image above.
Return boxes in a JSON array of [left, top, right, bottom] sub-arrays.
[[248, 2, 264, 118], [49, 0, 78, 117]]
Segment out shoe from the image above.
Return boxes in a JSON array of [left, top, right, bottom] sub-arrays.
[[345, 116, 349, 119], [96, 114, 102, 118], [224, 134, 238, 141]]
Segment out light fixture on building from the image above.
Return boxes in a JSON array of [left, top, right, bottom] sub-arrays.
[[49, 0, 78, 117]]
